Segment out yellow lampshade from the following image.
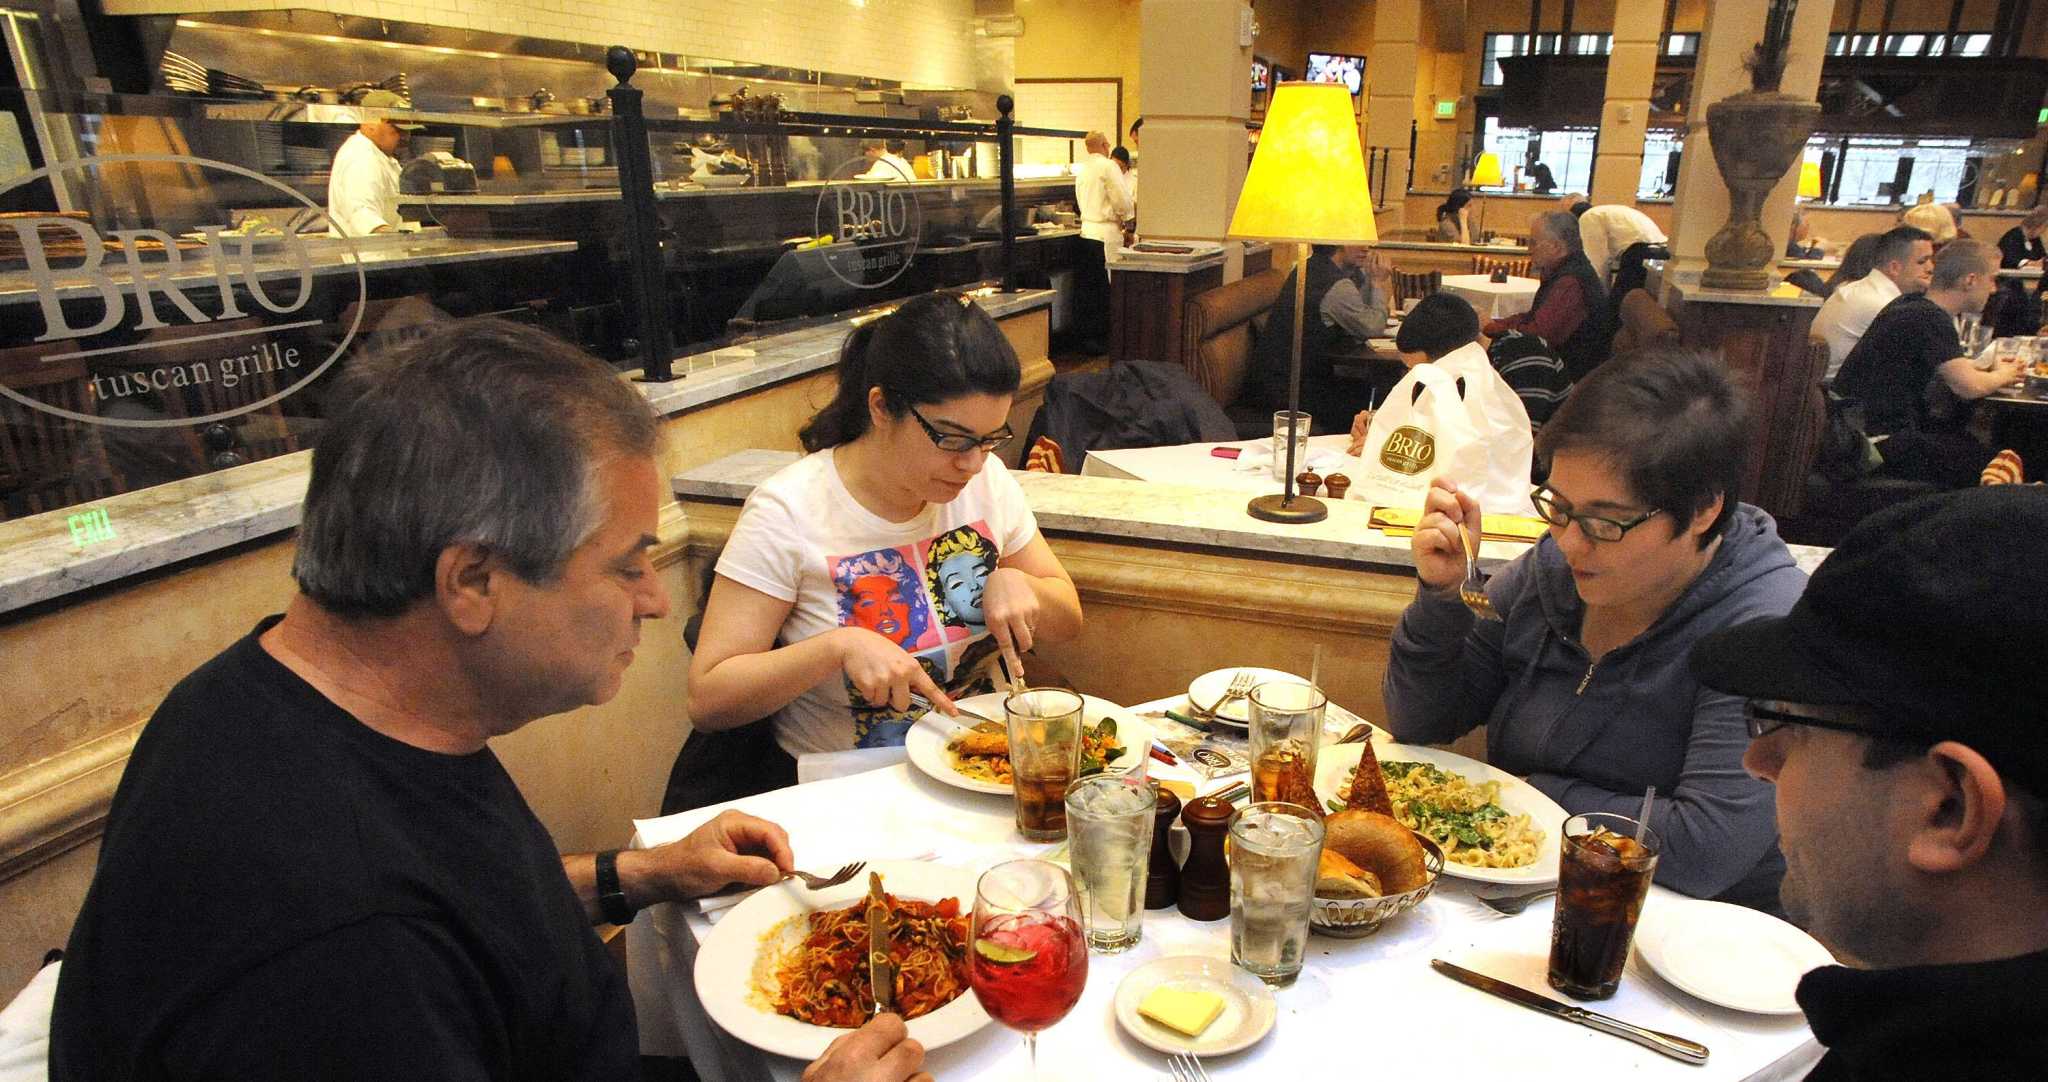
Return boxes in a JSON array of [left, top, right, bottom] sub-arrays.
[[1468, 151, 1504, 188], [1798, 160, 1823, 199], [1227, 82, 1377, 245]]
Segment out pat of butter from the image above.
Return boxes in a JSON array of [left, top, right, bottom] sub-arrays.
[[1137, 985, 1224, 1038]]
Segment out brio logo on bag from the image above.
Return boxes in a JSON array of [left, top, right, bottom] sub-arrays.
[[1379, 426, 1437, 475]]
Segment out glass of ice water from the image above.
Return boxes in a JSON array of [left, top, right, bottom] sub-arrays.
[[1271, 410, 1312, 482], [1228, 801, 1325, 986], [1064, 774, 1156, 953]]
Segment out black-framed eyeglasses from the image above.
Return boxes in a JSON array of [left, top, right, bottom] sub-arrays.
[[1742, 700, 1910, 742], [1530, 485, 1661, 543], [909, 405, 1012, 453]]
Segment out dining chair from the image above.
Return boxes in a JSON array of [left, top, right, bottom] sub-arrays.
[[1471, 255, 1532, 278], [1389, 269, 1441, 310]]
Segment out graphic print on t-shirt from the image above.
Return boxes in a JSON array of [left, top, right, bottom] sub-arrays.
[[828, 522, 1002, 747]]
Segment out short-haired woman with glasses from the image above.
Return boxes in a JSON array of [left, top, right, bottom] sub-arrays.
[[682, 294, 1082, 791], [1383, 348, 1807, 911]]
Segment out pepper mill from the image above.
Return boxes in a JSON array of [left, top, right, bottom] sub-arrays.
[[1323, 472, 1352, 500], [1145, 787, 1182, 910], [1177, 795, 1234, 921], [1295, 469, 1322, 497]]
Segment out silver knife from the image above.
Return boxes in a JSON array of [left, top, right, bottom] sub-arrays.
[[866, 872, 895, 1016], [1431, 959, 1710, 1065]]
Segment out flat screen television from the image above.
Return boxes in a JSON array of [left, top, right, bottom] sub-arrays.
[[1305, 52, 1367, 96], [1252, 56, 1271, 92]]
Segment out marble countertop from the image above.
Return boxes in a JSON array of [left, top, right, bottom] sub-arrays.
[[674, 450, 1834, 578], [0, 288, 1054, 616], [398, 176, 1076, 207], [1108, 247, 1226, 274], [1377, 240, 1532, 255], [636, 289, 1052, 416], [0, 234, 578, 307], [1668, 279, 1824, 309]]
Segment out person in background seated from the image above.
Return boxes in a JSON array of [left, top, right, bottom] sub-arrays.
[[1482, 210, 1611, 382], [682, 294, 1082, 805], [1691, 486, 2048, 1080], [1834, 239, 2023, 489], [1347, 292, 1535, 452], [1527, 161, 1558, 195], [1809, 226, 1934, 380], [1997, 205, 2047, 270], [1989, 205, 2047, 338], [49, 319, 929, 1082], [1572, 201, 1668, 296], [1251, 244, 1393, 432], [1902, 202, 1958, 248], [1435, 188, 1472, 244], [1384, 348, 1804, 910], [1786, 210, 1827, 260], [1820, 233, 1885, 295]]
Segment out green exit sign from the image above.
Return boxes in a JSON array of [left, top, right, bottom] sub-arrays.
[[67, 507, 116, 548], [1435, 100, 1458, 119], [2039, 106, 2047, 125]]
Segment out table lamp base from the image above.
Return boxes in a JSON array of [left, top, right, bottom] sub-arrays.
[[1247, 492, 1328, 524]]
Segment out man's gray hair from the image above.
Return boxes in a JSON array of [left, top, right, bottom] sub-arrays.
[[293, 318, 660, 618], [1532, 210, 1584, 254], [1930, 238, 1996, 291]]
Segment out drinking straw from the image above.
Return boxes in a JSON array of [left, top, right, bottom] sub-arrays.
[[1635, 786, 1657, 842], [1309, 643, 1323, 695]]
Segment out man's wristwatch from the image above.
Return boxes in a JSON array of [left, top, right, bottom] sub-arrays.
[[595, 850, 636, 925]]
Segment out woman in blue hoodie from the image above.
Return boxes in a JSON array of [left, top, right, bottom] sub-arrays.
[[1384, 348, 1806, 911]]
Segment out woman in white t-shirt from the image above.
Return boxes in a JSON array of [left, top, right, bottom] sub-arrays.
[[682, 293, 1084, 783]]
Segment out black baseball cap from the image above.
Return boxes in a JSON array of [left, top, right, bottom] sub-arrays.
[[1691, 486, 2048, 795]]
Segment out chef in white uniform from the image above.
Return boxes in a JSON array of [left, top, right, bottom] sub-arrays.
[[856, 140, 915, 181], [1074, 131, 1134, 270], [327, 119, 418, 236]]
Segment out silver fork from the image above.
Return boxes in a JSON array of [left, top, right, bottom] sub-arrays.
[[1458, 523, 1502, 622], [1168, 1051, 1212, 1082], [783, 861, 866, 890], [1196, 669, 1257, 717], [1477, 887, 1557, 916]]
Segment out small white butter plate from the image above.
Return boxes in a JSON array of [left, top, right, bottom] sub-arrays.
[[1112, 955, 1276, 1056]]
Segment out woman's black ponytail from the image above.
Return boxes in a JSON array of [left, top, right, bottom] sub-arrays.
[[799, 293, 1022, 453], [799, 320, 882, 452]]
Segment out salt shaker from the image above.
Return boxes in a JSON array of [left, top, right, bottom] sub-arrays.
[[1177, 795, 1234, 921], [1145, 787, 1182, 910], [1295, 470, 1322, 497], [1323, 472, 1352, 500]]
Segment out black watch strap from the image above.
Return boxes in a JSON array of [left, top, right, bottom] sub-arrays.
[[595, 849, 635, 925]]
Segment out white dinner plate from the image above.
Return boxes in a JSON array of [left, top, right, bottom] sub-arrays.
[[906, 693, 1150, 795], [693, 860, 992, 1059], [1314, 741, 1567, 886], [1113, 955, 1277, 1057], [1184, 668, 1308, 728], [1634, 898, 1836, 1015]]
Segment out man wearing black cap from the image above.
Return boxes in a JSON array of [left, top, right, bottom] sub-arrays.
[[1691, 486, 2048, 1080]]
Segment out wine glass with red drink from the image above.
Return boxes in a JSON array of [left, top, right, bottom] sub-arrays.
[[967, 859, 1088, 1079]]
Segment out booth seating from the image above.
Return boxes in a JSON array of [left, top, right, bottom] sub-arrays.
[[1181, 267, 1288, 436], [1610, 288, 1680, 356]]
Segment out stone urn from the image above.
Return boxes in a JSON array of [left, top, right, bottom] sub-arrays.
[[1702, 91, 1821, 290]]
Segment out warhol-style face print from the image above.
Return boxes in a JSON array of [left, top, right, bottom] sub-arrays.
[[848, 573, 913, 644], [933, 550, 992, 627]]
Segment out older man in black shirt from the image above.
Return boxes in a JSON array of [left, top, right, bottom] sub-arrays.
[[1833, 239, 2022, 488], [52, 321, 930, 1082]]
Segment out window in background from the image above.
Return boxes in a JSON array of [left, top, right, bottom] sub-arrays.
[[1637, 130, 1683, 198], [1478, 117, 1596, 194], [1810, 135, 1979, 205], [1662, 33, 1700, 57], [1825, 31, 1991, 56], [1480, 32, 1614, 86]]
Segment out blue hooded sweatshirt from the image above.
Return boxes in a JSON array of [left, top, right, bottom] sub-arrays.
[[1383, 503, 1807, 910]]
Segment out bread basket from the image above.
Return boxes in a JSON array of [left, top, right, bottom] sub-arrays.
[[1310, 834, 1444, 938]]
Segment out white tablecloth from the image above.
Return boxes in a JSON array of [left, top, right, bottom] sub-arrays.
[[624, 694, 1822, 1082], [1440, 274, 1541, 320], [1081, 434, 1360, 495]]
